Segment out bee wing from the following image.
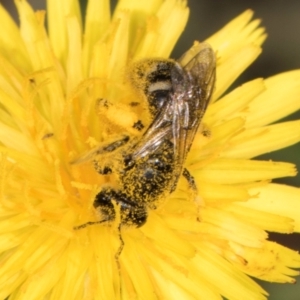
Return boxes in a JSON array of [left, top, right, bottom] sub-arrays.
[[179, 42, 216, 111], [130, 98, 174, 160], [131, 43, 215, 171], [172, 43, 216, 168]]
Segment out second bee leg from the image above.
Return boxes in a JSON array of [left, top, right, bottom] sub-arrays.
[[182, 168, 203, 221], [182, 168, 197, 192], [115, 222, 124, 298]]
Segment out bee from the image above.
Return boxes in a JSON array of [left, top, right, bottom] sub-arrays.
[[73, 43, 216, 231]]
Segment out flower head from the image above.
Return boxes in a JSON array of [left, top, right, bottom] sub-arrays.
[[0, 0, 300, 299]]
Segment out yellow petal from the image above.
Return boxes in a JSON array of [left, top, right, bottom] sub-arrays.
[[205, 78, 265, 126], [200, 206, 267, 248], [46, 0, 81, 65], [193, 245, 268, 300], [0, 3, 29, 70], [197, 181, 250, 204], [223, 120, 300, 159], [82, 0, 110, 75], [107, 11, 130, 80], [224, 203, 294, 233], [0, 122, 37, 154], [206, 10, 265, 60], [141, 212, 196, 257], [134, 0, 189, 58], [246, 70, 300, 127], [190, 117, 244, 161], [206, 10, 266, 99], [66, 16, 83, 93], [16, 1, 66, 131], [214, 45, 262, 99], [230, 241, 300, 283], [115, 0, 162, 15], [193, 158, 296, 184], [242, 184, 300, 232]]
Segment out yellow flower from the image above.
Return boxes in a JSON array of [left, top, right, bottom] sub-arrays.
[[0, 0, 299, 299]]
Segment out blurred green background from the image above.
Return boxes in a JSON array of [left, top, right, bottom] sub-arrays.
[[2, 0, 299, 299]]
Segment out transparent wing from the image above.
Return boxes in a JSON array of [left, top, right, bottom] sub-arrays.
[[175, 43, 216, 164], [131, 43, 215, 169], [130, 98, 174, 160]]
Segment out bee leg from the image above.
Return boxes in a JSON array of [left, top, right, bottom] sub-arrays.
[[98, 198, 146, 297], [182, 168, 197, 191], [182, 168, 203, 221], [74, 188, 124, 296], [115, 223, 125, 259], [93, 162, 113, 175], [99, 135, 130, 153], [93, 135, 132, 174], [73, 220, 106, 230], [114, 222, 124, 298], [71, 135, 130, 165]]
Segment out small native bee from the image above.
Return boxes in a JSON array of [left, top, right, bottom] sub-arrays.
[[74, 43, 216, 231]]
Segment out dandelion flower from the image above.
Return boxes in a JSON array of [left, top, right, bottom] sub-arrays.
[[0, 0, 299, 299]]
